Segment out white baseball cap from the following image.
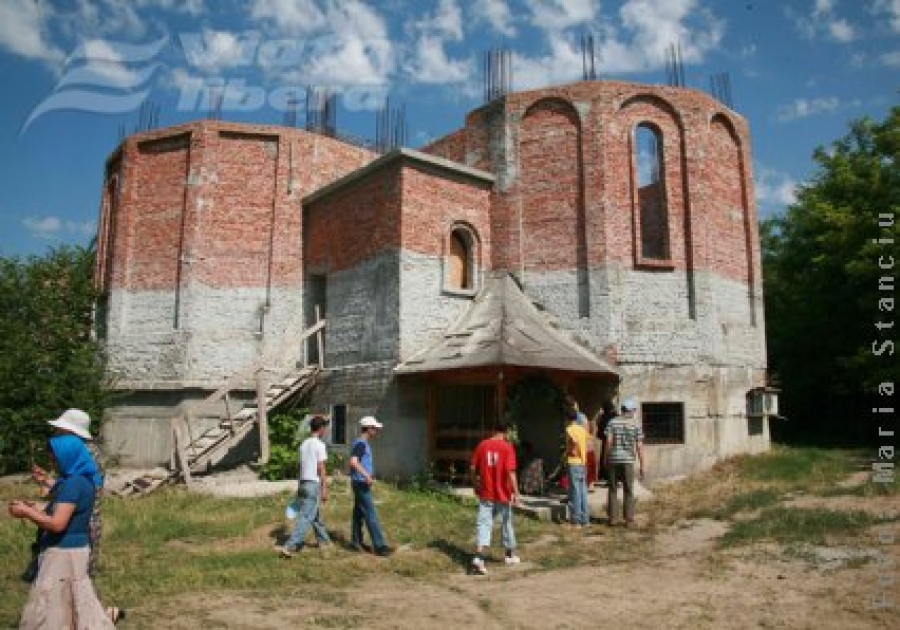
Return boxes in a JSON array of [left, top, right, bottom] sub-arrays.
[[359, 416, 383, 428], [621, 398, 638, 412], [48, 409, 93, 441]]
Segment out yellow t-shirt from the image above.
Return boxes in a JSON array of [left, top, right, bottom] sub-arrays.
[[566, 423, 588, 465]]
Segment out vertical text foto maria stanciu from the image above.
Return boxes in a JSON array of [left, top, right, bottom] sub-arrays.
[[871, 208, 895, 611]]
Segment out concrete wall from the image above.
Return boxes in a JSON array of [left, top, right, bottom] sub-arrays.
[[308, 362, 429, 480]]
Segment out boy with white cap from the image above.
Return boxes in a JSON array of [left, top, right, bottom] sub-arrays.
[[348, 416, 393, 556]]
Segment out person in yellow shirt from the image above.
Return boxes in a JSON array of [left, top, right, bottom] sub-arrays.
[[565, 408, 590, 526]]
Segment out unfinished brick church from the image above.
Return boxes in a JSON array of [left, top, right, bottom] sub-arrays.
[[94, 79, 773, 482]]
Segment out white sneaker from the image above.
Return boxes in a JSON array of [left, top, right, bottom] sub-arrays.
[[471, 557, 488, 575], [504, 555, 521, 566]]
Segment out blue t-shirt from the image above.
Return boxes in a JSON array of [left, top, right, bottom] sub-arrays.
[[43, 475, 95, 549], [350, 438, 374, 483]]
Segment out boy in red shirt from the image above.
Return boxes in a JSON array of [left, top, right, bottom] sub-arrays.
[[470, 422, 520, 575]]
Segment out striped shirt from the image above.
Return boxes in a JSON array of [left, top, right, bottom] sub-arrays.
[[605, 417, 644, 464]]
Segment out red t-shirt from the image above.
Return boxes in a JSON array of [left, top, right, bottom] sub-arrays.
[[471, 437, 517, 503]]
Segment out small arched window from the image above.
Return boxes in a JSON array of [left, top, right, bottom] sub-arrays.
[[445, 224, 478, 293], [634, 124, 670, 261]]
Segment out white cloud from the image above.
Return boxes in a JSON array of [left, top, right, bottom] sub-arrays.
[[22, 216, 95, 240], [405, 35, 470, 84], [755, 166, 798, 215], [250, 0, 327, 34], [75, 40, 156, 88], [616, 0, 724, 67], [881, 50, 900, 66], [827, 18, 856, 42], [512, 33, 583, 90], [508, 0, 724, 88], [874, 0, 900, 33], [472, 0, 516, 37], [790, 0, 858, 43], [775, 97, 840, 122], [134, 0, 206, 16], [250, 0, 395, 87], [0, 0, 64, 66], [180, 30, 258, 73], [74, 0, 148, 38], [414, 0, 463, 41], [525, 0, 595, 31]]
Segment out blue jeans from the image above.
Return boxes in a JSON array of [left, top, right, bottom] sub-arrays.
[[476, 500, 516, 550], [568, 464, 589, 525], [351, 481, 386, 549], [284, 480, 330, 549]]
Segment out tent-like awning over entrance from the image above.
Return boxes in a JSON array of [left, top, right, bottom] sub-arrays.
[[395, 273, 620, 379]]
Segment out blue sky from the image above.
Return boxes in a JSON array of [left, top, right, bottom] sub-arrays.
[[0, 0, 897, 258]]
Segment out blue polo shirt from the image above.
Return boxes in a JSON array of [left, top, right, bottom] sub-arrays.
[[350, 438, 374, 483], [43, 475, 95, 549]]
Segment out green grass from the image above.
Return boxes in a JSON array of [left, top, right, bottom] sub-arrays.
[[719, 507, 891, 547], [690, 488, 784, 520], [0, 479, 631, 629], [736, 446, 864, 487], [2, 445, 889, 627]]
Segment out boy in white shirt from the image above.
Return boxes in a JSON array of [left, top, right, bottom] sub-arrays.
[[280, 415, 331, 556]]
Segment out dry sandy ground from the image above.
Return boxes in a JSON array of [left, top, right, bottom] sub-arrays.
[[134, 509, 898, 630]]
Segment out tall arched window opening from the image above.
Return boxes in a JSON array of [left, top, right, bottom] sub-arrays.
[[445, 224, 478, 293], [635, 124, 670, 261]]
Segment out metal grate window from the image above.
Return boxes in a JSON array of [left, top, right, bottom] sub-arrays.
[[641, 402, 685, 444]]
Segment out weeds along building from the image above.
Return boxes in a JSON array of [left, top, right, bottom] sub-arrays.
[[95, 79, 771, 480]]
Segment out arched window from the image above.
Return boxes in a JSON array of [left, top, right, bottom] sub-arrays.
[[634, 124, 670, 261], [445, 224, 478, 293]]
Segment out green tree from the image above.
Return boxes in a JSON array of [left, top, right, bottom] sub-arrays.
[[0, 245, 108, 474], [762, 107, 900, 441]]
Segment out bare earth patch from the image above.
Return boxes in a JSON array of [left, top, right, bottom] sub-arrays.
[[130, 517, 895, 630]]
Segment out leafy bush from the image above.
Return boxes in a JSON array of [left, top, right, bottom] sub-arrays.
[[0, 246, 108, 474], [259, 411, 308, 480]]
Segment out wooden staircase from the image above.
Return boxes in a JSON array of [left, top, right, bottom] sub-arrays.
[[114, 316, 327, 498]]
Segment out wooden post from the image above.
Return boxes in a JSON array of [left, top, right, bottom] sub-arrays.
[[257, 369, 270, 465], [315, 305, 325, 368], [172, 417, 193, 487]]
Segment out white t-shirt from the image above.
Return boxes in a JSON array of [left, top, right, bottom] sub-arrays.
[[299, 435, 328, 482]]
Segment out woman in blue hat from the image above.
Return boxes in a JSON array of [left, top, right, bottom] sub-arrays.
[[9, 434, 122, 627]]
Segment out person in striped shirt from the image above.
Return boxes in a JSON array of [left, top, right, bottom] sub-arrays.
[[604, 398, 645, 527]]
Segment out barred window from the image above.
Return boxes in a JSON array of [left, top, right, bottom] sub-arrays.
[[641, 402, 685, 444]]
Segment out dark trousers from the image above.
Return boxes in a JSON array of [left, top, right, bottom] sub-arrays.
[[607, 462, 636, 523]]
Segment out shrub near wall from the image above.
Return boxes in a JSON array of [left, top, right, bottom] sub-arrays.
[[0, 246, 108, 474]]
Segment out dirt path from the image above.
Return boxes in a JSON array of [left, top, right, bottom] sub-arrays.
[[139, 516, 896, 629]]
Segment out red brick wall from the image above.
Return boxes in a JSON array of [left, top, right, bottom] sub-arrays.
[[707, 115, 751, 283], [420, 128, 467, 163], [198, 131, 277, 287], [126, 134, 190, 291], [305, 163, 402, 273], [519, 99, 582, 273], [306, 158, 493, 273], [607, 95, 687, 268], [423, 82, 756, 284], [400, 163, 492, 263], [100, 122, 375, 292]]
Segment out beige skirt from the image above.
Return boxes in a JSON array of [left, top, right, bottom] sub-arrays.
[[19, 547, 114, 630]]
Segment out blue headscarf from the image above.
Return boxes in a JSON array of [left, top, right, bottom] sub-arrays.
[[49, 434, 103, 488]]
